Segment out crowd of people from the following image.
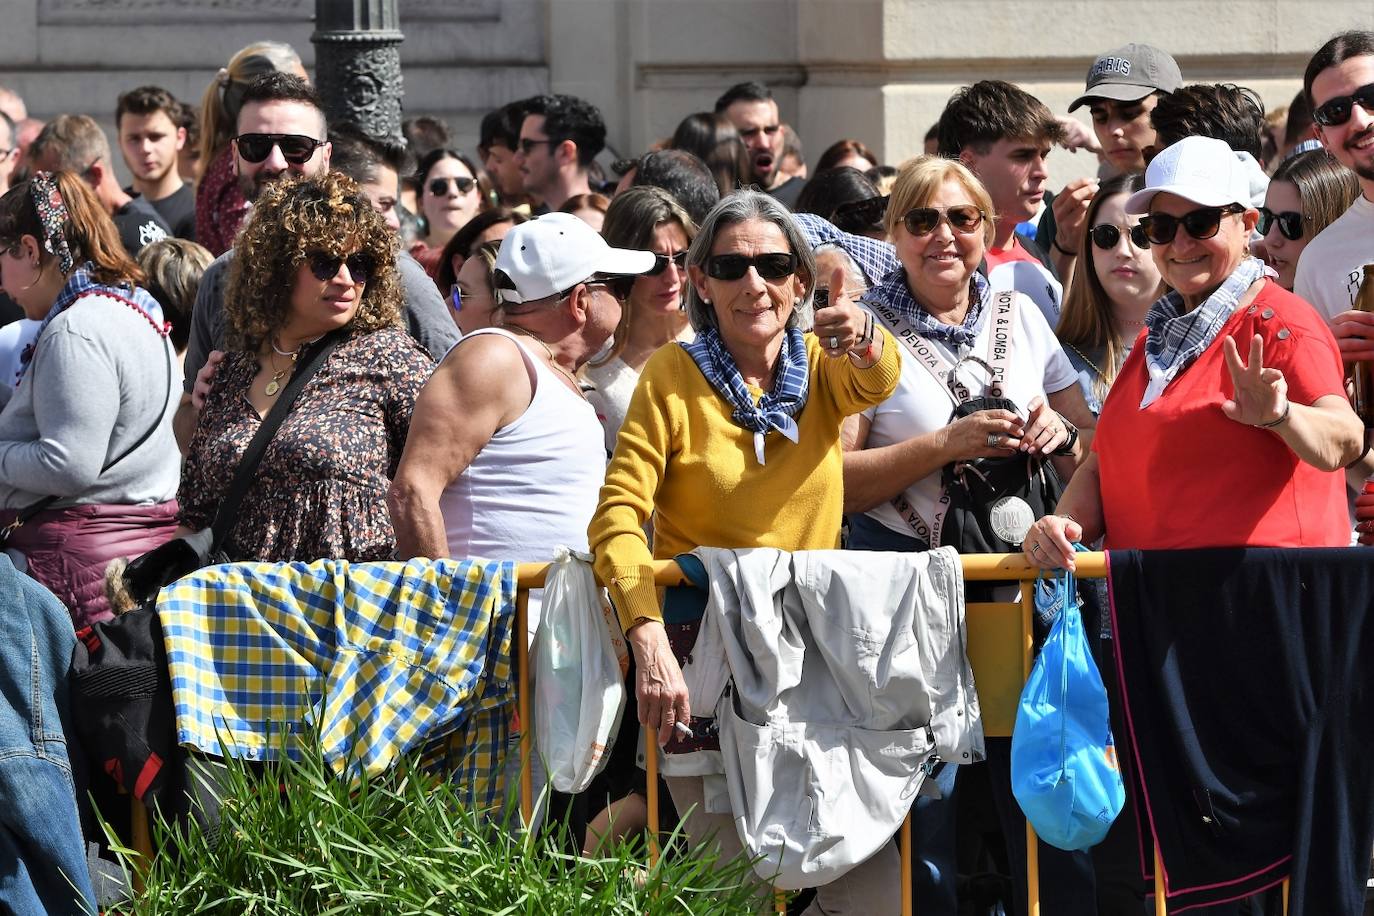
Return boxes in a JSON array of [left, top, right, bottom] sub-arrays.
[[2, 25, 1374, 916]]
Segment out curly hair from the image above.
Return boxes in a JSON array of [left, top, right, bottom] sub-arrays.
[[224, 171, 402, 351]]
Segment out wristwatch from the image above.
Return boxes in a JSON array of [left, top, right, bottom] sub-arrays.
[[1052, 416, 1079, 456]]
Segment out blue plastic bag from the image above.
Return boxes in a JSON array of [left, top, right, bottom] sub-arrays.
[[1011, 546, 1125, 851]]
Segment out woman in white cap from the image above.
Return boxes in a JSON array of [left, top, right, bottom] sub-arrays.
[[1024, 136, 1362, 570]]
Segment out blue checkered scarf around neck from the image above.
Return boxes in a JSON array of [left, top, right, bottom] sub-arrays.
[[17, 264, 163, 381], [866, 266, 991, 349], [682, 326, 810, 465], [1140, 256, 1265, 408]]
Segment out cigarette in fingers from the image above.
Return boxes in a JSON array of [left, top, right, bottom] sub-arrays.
[[673, 721, 694, 738]]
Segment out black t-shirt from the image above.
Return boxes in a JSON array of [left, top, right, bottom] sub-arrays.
[[767, 175, 806, 211], [125, 183, 195, 241], [112, 196, 171, 255]]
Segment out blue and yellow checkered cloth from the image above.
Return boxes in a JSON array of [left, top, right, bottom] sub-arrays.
[[159, 558, 516, 805]]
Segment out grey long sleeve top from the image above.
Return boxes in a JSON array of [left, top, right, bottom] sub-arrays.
[[0, 293, 181, 509]]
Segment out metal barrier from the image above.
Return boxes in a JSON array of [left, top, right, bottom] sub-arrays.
[[121, 553, 1287, 913]]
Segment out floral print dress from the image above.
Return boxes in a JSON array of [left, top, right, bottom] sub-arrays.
[[178, 325, 433, 562]]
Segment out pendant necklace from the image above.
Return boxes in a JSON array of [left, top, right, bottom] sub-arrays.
[[264, 339, 300, 397]]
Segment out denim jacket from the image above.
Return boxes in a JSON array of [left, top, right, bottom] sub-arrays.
[[0, 554, 97, 915]]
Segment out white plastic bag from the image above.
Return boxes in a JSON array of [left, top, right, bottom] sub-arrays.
[[533, 546, 626, 793]]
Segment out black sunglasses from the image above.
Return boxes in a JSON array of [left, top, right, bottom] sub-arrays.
[[518, 137, 557, 155], [1138, 205, 1245, 245], [705, 252, 798, 281], [1256, 207, 1304, 241], [645, 251, 688, 277], [1089, 223, 1151, 251], [306, 251, 374, 285], [902, 205, 985, 237], [1312, 82, 1374, 127], [234, 133, 324, 165], [428, 176, 476, 196]]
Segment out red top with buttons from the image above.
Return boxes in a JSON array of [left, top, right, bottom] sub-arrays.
[[1095, 280, 1351, 550]]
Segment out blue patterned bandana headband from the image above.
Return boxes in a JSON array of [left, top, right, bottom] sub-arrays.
[[28, 172, 75, 276]]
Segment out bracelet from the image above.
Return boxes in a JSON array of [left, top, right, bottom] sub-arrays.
[[1256, 399, 1292, 429], [1347, 442, 1372, 470], [1051, 237, 1077, 258], [1051, 413, 1080, 455]]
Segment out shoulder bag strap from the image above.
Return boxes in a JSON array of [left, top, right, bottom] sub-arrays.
[[2, 294, 176, 539], [207, 328, 347, 555]]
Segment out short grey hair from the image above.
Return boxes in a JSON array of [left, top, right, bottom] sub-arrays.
[[812, 242, 867, 294], [684, 188, 816, 333]]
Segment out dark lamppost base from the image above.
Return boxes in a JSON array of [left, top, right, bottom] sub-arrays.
[[312, 0, 404, 143]]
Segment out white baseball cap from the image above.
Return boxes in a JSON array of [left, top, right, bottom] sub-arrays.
[[1125, 136, 1253, 214], [493, 212, 656, 305]]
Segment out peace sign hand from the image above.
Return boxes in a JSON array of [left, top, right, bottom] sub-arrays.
[[1222, 334, 1289, 428]]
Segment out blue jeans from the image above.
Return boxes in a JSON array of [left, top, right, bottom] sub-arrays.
[[0, 554, 96, 915], [846, 513, 1098, 916]]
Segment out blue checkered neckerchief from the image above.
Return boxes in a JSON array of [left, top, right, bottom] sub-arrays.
[[866, 266, 991, 349], [17, 264, 162, 381], [792, 212, 900, 287], [681, 326, 809, 465], [1141, 257, 1266, 408]]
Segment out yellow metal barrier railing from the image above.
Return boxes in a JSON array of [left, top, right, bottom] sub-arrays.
[[121, 552, 1286, 914]]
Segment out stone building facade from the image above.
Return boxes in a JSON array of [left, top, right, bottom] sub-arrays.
[[1, 0, 1371, 186]]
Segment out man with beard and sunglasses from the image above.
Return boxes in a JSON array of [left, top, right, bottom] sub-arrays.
[[174, 73, 454, 451]]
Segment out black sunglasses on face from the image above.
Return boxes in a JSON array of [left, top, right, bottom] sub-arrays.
[[306, 251, 374, 285], [428, 176, 476, 196], [518, 137, 557, 155], [234, 133, 324, 165], [1089, 223, 1151, 251], [705, 252, 798, 281], [1138, 205, 1245, 245], [645, 251, 688, 277], [1312, 82, 1374, 127], [1256, 207, 1304, 241], [902, 205, 985, 237]]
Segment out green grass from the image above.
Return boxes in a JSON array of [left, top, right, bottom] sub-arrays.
[[104, 732, 764, 915]]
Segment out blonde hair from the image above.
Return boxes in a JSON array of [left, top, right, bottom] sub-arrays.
[[884, 155, 996, 248], [196, 41, 303, 179]]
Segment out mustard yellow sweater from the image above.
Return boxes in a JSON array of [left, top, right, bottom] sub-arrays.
[[590, 330, 900, 631]]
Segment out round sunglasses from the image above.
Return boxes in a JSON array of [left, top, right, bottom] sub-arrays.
[[705, 252, 798, 281], [1138, 205, 1245, 245], [428, 176, 476, 196], [1312, 82, 1374, 127], [306, 251, 374, 285], [901, 205, 985, 237], [1089, 223, 1151, 251], [1256, 207, 1304, 241], [234, 133, 324, 165]]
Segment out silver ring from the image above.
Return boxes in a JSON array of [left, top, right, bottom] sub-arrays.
[[827, 335, 839, 349], [986, 433, 1000, 447], [1031, 542, 1044, 556]]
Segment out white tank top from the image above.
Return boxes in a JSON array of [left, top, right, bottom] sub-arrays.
[[439, 327, 606, 563]]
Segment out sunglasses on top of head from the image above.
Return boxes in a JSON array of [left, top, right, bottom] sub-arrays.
[[234, 133, 325, 165], [1089, 223, 1151, 251], [428, 176, 476, 196], [1312, 83, 1374, 127], [832, 195, 890, 233], [645, 251, 688, 277], [705, 252, 799, 281], [1138, 205, 1245, 245], [306, 251, 374, 285], [1256, 207, 1305, 241], [901, 205, 985, 237]]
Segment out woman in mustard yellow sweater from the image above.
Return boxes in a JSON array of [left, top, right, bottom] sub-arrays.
[[588, 189, 901, 911]]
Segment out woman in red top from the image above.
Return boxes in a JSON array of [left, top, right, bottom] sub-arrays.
[[1024, 136, 1363, 569]]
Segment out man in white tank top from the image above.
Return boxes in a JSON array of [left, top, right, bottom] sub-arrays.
[[388, 213, 655, 566]]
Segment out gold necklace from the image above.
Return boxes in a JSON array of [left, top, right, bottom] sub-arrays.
[[263, 340, 300, 397], [510, 329, 584, 397]]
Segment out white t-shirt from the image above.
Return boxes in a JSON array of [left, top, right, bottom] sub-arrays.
[[861, 291, 1077, 539], [1293, 194, 1374, 321], [987, 258, 1063, 329]]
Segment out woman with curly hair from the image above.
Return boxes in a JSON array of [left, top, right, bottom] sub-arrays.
[[177, 171, 433, 562]]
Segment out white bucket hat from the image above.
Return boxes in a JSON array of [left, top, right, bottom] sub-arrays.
[[493, 212, 655, 304]]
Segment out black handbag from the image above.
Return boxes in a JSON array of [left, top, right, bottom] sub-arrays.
[[121, 330, 346, 606], [937, 395, 1066, 556]]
